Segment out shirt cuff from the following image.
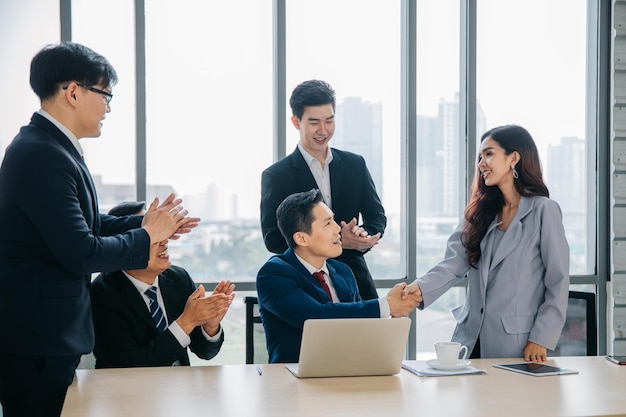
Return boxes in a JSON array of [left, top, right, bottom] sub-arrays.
[[169, 321, 191, 348], [201, 325, 223, 341], [378, 297, 391, 318]]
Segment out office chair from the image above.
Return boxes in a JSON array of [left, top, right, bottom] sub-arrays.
[[554, 291, 597, 356], [244, 296, 267, 364]]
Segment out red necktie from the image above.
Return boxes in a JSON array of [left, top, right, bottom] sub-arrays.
[[313, 271, 333, 301]]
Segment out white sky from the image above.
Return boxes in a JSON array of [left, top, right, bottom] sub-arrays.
[[0, 0, 587, 218]]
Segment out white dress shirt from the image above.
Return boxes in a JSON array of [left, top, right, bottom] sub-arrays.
[[123, 272, 222, 350], [298, 143, 333, 208]]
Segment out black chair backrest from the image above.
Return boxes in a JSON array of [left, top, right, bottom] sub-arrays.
[[244, 296, 264, 364], [554, 291, 597, 356]]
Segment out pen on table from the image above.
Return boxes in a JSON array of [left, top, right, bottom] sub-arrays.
[[256, 365, 262, 375]]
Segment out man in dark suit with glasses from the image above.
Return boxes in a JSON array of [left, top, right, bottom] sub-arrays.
[[0, 42, 198, 417]]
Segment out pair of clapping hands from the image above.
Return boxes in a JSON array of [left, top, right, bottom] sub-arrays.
[[339, 218, 381, 251], [141, 193, 201, 244], [176, 281, 235, 337]]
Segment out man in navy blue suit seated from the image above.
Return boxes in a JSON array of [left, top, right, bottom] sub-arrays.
[[256, 189, 422, 363]]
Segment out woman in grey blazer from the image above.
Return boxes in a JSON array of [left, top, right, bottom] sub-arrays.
[[405, 125, 569, 362]]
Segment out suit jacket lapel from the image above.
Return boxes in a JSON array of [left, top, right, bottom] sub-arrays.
[[479, 222, 497, 292], [79, 161, 100, 234], [159, 272, 185, 322], [79, 160, 100, 233], [290, 148, 319, 191], [488, 197, 533, 271], [111, 271, 156, 330], [328, 149, 344, 209], [31, 113, 81, 160], [284, 249, 331, 302], [326, 262, 353, 302], [31, 113, 100, 232]]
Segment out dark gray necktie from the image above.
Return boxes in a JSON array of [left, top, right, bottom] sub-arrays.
[[145, 286, 167, 333]]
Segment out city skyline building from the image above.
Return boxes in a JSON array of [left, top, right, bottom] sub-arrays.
[[90, 94, 585, 280], [416, 94, 486, 216], [547, 136, 586, 215], [333, 97, 384, 198]]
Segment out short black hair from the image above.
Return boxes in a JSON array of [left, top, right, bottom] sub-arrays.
[[108, 201, 145, 217], [276, 189, 323, 249], [30, 41, 118, 101], [289, 80, 336, 120]]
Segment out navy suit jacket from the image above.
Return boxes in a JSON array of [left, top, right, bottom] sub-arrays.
[[91, 266, 224, 368], [0, 113, 151, 356], [256, 249, 381, 363], [260, 147, 386, 300]]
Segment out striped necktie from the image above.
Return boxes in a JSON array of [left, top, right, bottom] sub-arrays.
[[145, 286, 167, 333]]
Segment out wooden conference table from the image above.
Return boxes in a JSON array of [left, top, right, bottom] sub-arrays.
[[61, 356, 626, 417]]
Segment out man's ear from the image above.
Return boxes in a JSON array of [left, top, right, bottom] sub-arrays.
[[291, 115, 301, 130], [63, 82, 79, 107], [293, 231, 308, 247]]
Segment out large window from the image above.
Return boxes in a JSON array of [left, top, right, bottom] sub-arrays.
[[414, 0, 464, 358], [143, 1, 273, 284], [72, 0, 137, 204], [0, 0, 604, 362], [0, 0, 59, 156], [413, 0, 595, 357], [286, 0, 403, 279], [477, 0, 593, 275]]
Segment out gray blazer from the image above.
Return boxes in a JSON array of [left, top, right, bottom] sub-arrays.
[[416, 196, 569, 358]]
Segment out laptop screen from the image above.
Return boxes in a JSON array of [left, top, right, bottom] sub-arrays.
[[286, 317, 411, 378]]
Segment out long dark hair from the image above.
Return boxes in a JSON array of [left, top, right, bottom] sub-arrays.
[[462, 125, 549, 268]]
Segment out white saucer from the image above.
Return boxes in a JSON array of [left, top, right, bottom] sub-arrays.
[[426, 359, 471, 371]]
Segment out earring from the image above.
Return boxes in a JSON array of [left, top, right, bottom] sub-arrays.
[[511, 165, 519, 179]]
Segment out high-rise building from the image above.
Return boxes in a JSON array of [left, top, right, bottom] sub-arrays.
[[547, 136, 586, 215], [416, 94, 486, 216], [416, 115, 443, 214], [333, 97, 384, 198], [439, 98, 460, 216]]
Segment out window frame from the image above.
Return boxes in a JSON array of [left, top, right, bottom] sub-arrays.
[[54, 0, 608, 358]]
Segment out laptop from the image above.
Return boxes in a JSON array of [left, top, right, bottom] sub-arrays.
[[285, 317, 411, 378]]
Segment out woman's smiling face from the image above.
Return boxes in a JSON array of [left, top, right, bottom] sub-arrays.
[[478, 137, 517, 188]]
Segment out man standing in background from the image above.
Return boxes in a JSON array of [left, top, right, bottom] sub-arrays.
[[261, 79, 386, 300]]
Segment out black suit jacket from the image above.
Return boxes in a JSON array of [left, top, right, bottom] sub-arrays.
[[260, 147, 386, 300], [91, 266, 224, 368], [0, 112, 150, 357]]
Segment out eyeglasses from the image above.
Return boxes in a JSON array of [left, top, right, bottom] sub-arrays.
[[79, 84, 113, 105], [63, 83, 113, 105]]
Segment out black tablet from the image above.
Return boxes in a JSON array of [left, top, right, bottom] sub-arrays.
[[493, 362, 579, 377], [606, 355, 626, 365]]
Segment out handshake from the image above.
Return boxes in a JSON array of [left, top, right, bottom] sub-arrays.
[[386, 282, 423, 318]]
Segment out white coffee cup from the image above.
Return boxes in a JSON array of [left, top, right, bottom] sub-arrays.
[[434, 342, 469, 366]]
